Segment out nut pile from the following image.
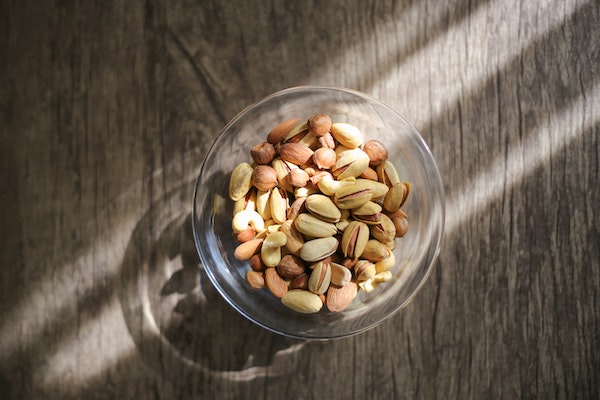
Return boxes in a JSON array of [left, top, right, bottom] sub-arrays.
[[229, 114, 410, 314]]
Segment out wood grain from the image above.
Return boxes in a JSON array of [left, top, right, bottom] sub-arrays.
[[1, 0, 598, 399]]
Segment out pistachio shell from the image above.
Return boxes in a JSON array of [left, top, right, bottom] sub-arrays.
[[308, 261, 331, 294], [383, 182, 410, 213], [281, 289, 323, 313], [330, 122, 364, 148], [377, 160, 401, 187], [351, 201, 383, 225], [300, 237, 339, 262], [333, 146, 370, 180], [340, 220, 370, 259], [304, 194, 341, 223], [361, 239, 392, 261], [370, 214, 396, 243], [294, 213, 338, 238]]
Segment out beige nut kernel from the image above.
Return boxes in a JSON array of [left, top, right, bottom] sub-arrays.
[[300, 236, 339, 262], [255, 189, 272, 220], [229, 162, 254, 201], [270, 188, 288, 224], [281, 289, 323, 313], [251, 165, 278, 192], [316, 174, 355, 196], [375, 252, 396, 273], [363, 140, 389, 166], [267, 118, 299, 144], [308, 261, 332, 294], [265, 268, 288, 298], [245, 270, 265, 289], [307, 114, 332, 137], [233, 188, 257, 215], [251, 141, 276, 165], [232, 210, 265, 233], [261, 231, 288, 267], [318, 132, 336, 149], [330, 122, 364, 148], [326, 281, 358, 312]]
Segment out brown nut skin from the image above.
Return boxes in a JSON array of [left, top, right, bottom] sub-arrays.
[[251, 165, 278, 191], [277, 255, 306, 279], [307, 114, 332, 137], [267, 118, 299, 144], [279, 143, 315, 166], [251, 142, 276, 165], [313, 147, 336, 170], [363, 140, 389, 166], [288, 168, 310, 187], [290, 273, 309, 290], [245, 270, 265, 289], [264, 268, 288, 299]]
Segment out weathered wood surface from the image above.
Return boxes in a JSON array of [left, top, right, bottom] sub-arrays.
[[1, 0, 598, 398]]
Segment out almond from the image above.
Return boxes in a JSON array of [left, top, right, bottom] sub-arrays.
[[267, 118, 299, 144], [265, 268, 288, 298], [245, 271, 265, 289], [234, 238, 263, 260], [279, 143, 314, 166], [326, 281, 358, 312]]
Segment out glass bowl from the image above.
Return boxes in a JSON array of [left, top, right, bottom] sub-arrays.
[[192, 86, 444, 340]]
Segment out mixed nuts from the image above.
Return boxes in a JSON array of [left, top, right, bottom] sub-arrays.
[[229, 114, 411, 314]]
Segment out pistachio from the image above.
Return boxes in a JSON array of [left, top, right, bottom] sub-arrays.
[[377, 160, 401, 187], [375, 252, 396, 273], [341, 220, 370, 259], [251, 141, 276, 165], [352, 201, 383, 225], [304, 194, 341, 223], [252, 165, 278, 191], [300, 236, 339, 262], [354, 260, 376, 281], [294, 213, 338, 238], [361, 239, 392, 261], [326, 281, 357, 312], [281, 289, 323, 313], [245, 270, 265, 289], [229, 162, 254, 201], [383, 182, 410, 213], [265, 268, 288, 298], [267, 117, 299, 144], [333, 179, 389, 209], [363, 140, 389, 166], [284, 121, 309, 142], [332, 146, 370, 180], [330, 122, 364, 148], [308, 261, 332, 294], [307, 114, 332, 137], [370, 213, 396, 243]]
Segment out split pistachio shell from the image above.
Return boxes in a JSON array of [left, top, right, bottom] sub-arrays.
[[304, 194, 341, 223], [370, 214, 396, 243], [351, 201, 383, 225], [333, 146, 370, 180], [281, 289, 323, 313], [341, 220, 370, 259], [330, 122, 364, 148], [308, 261, 332, 294], [294, 213, 338, 238], [377, 160, 401, 187], [383, 182, 410, 213], [300, 236, 339, 262]]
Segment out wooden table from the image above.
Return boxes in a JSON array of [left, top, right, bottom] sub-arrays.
[[1, 0, 598, 398]]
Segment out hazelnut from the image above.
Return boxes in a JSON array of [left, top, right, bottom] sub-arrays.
[[307, 114, 332, 137], [251, 142, 276, 165], [313, 147, 336, 170], [363, 140, 388, 166], [288, 168, 310, 187], [251, 165, 278, 191]]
